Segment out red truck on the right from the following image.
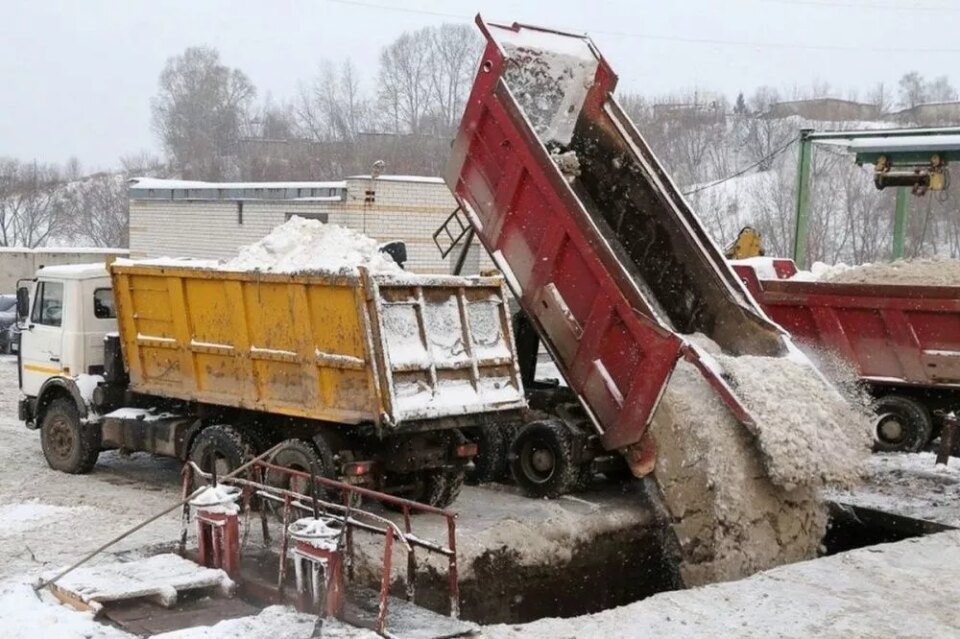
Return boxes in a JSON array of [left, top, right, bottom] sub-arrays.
[[733, 257, 960, 453]]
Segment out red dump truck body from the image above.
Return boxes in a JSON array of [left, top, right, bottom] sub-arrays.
[[444, 18, 790, 461], [733, 258, 960, 389]]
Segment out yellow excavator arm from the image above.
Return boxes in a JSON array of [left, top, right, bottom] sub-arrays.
[[724, 226, 764, 259]]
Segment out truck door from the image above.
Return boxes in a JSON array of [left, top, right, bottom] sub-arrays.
[[20, 280, 65, 396]]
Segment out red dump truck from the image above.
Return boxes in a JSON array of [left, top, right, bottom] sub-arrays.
[[733, 257, 960, 453], [441, 18, 802, 496]]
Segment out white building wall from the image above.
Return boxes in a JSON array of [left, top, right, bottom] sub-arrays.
[[129, 176, 498, 274]]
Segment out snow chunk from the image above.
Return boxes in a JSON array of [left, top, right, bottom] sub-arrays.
[[0, 580, 131, 639], [224, 217, 403, 275]]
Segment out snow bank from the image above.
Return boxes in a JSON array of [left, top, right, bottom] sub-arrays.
[[0, 580, 130, 639], [484, 530, 960, 639], [152, 605, 321, 639]]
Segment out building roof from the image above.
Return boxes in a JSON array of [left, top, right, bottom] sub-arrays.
[[128, 177, 348, 202], [128, 177, 347, 191]]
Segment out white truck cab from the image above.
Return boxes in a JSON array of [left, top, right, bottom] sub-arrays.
[[17, 264, 118, 456]]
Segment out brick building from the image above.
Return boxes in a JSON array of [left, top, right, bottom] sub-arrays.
[[127, 175, 490, 274]]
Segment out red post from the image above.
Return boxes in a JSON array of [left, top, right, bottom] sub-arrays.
[[195, 510, 241, 577]]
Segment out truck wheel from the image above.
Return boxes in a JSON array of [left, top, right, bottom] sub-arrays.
[[873, 395, 932, 453], [188, 425, 251, 483], [414, 467, 465, 509], [40, 398, 100, 474], [467, 424, 509, 484], [265, 438, 337, 505], [509, 419, 579, 498]]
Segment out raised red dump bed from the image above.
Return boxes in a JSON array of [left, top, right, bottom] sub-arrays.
[[444, 17, 790, 464], [733, 257, 960, 450]]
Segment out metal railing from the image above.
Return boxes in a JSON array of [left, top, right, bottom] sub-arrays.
[[180, 459, 460, 634]]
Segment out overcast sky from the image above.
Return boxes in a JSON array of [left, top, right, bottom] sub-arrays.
[[0, 0, 955, 170]]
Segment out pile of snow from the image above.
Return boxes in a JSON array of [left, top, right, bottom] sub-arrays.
[[496, 25, 597, 146], [0, 580, 130, 639], [817, 256, 960, 286], [484, 530, 960, 638], [692, 336, 873, 490], [224, 217, 403, 275], [152, 606, 322, 639]]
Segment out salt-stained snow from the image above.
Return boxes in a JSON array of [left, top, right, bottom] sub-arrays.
[[484, 530, 960, 638], [224, 217, 403, 275]]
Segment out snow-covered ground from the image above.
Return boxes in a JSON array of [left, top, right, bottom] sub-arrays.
[[483, 530, 960, 638], [828, 452, 960, 528], [0, 356, 183, 580]]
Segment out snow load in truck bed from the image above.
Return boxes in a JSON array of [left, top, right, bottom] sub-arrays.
[[115, 217, 404, 276]]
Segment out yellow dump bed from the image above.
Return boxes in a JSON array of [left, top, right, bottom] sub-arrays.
[[110, 263, 525, 428]]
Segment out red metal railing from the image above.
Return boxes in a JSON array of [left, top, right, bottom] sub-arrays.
[[180, 459, 460, 634]]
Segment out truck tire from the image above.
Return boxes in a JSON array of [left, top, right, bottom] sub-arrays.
[[467, 424, 508, 484], [873, 395, 932, 453], [265, 438, 337, 505], [188, 425, 251, 484], [509, 419, 579, 498], [415, 467, 465, 509], [40, 398, 100, 474]]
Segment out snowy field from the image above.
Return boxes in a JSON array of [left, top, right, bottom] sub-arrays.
[[0, 356, 183, 580]]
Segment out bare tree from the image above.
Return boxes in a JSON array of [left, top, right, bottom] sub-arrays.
[[63, 173, 128, 247], [427, 24, 482, 131], [0, 159, 69, 247], [898, 71, 926, 109], [151, 46, 256, 180], [377, 29, 434, 134]]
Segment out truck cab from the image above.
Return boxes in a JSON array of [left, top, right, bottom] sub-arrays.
[[18, 263, 117, 436]]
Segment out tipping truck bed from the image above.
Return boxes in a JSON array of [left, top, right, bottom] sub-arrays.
[[443, 18, 787, 465], [733, 257, 960, 451], [110, 263, 525, 428]]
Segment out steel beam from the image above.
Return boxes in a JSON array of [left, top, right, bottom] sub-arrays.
[[792, 129, 814, 269], [892, 187, 910, 260]]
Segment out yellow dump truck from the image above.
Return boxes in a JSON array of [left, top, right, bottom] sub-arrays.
[[16, 261, 525, 507]]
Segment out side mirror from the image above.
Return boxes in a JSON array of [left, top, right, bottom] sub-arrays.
[[16, 287, 29, 321]]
